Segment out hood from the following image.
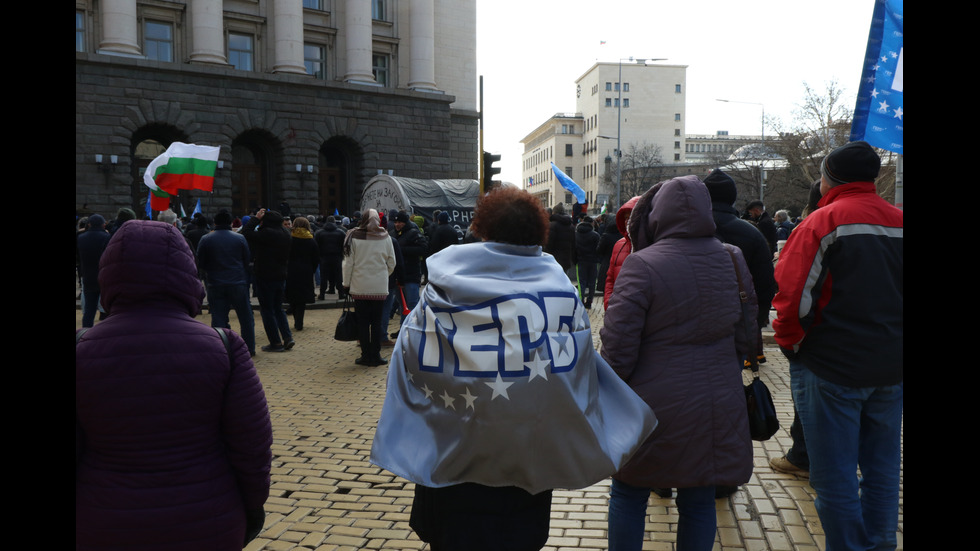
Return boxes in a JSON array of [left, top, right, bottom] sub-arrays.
[[98, 220, 205, 316], [550, 213, 572, 226], [576, 221, 594, 233], [615, 196, 642, 241], [628, 175, 716, 251]]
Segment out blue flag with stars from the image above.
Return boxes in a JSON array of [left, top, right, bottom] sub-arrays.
[[371, 241, 657, 494], [850, 0, 903, 153]]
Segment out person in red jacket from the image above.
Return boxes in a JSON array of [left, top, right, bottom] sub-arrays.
[[602, 196, 640, 310]]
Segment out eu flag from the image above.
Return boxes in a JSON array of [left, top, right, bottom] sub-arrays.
[[850, 0, 903, 154]]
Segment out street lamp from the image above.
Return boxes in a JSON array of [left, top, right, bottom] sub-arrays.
[[716, 98, 765, 202], [616, 57, 666, 209]]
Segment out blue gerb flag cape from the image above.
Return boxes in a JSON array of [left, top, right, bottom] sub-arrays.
[[370, 241, 657, 495]]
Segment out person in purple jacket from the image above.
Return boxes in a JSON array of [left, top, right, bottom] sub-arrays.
[[76, 220, 273, 550]]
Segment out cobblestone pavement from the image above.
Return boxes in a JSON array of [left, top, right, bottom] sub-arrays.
[[76, 300, 903, 550]]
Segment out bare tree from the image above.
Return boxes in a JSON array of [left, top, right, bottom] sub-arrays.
[[616, 142, 667, 200]]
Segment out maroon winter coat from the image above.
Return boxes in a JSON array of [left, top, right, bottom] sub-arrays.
[[76, 221, 272, 550], [600, 176, 754, 489]]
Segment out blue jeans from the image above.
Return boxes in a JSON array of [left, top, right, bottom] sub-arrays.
[[254, 278, 292, 346], [400, 283, 420, 325], [381, 287, 397, 337], [208, 284, 255, 355], [790, 359, 902, 551], [609, 479, 716, 551]]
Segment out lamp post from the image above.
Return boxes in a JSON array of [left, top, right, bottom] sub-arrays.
[[615, 57, 665, 209], [716, 98, 765, 202]]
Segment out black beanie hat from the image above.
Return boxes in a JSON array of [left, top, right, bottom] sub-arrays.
[[394, 211, 411, 223], [214, 211, 233, 225], [703, 169, 738, 206], [821, 141, 880, 185]]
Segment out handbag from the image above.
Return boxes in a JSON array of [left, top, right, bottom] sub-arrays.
[[726, 247, 780, 441], [334, 296, 359, 341]]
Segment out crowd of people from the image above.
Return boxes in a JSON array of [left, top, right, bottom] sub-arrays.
[[76, 140, 902, 551]]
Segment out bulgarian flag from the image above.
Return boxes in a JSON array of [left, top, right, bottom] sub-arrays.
[[143, 142, 220, 212]]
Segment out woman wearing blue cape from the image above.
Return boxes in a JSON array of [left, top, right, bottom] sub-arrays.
[[371, 187, 657, 551]]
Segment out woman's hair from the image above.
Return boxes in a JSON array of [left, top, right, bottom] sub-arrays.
[[292, 216, 311, 231], [470, 187, 549, 246]]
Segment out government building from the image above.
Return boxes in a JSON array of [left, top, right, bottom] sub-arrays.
[[76, 0, 478, 218]]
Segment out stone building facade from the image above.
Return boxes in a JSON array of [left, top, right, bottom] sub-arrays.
[[76, 0, 478, 218]]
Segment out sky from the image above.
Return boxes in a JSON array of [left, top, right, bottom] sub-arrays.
[[475, 0, 877, 185]]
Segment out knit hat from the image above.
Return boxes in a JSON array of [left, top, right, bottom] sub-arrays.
[[821, 141, 880, 185], [394, 211, 411, 223], [214, 211, 233, 225], [703, 169, 738, 206], [438, 211, 450, 224]]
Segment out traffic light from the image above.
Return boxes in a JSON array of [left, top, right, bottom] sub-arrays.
[[482, 151, 501, 193]]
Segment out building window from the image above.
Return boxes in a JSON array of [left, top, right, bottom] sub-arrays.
[[614, 82, 620, 92], [675, 84, 682, 93], [76, 11, 86, 52], [569, 125, 574, 133], [144, 21, 174, 62], [605, 98, 612, 107], [605, 82, 612, 91], [674, 141, 681, 149], [675, 113, 681, 121], [228, 33, 254, 71], [565, 167, 573, 178], [372, 54, 389, 86], [303, 0, 323, 9], [565, 144, 573, 156], [623, 82, 629, 92], [674, 153, 681, 161], [623, 98, 630, 108], [675, 128, 681, 136], [372, 0, 387, 20], [561, 124, 568, 134], [304, 44, 326, 79]]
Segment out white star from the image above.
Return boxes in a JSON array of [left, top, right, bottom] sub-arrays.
[[461, 387, 477, 410], [485, 373, 514, 400], [870, 88, 879, 99], [893, 106, 903, 120], [440, 390, 456, 410], [421, 384, 434, 400], [877, 100, 890, 113], [890, 50, 898, 58], [881, 55, 888, 63], [407, 370, 415, 383], [525, 353, 551, 381]]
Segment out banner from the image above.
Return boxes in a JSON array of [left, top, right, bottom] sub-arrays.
[[850, 0, 903, 153]]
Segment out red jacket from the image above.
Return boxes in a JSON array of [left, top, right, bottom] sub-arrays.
[[773, 181, 903, 387], [602, 196, 641, 310]]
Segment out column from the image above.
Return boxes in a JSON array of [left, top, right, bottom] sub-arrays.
[[344, 0, 377, 84], [407, 0, 437, 91], [189, 0, 227, 65], [98, 0, 140, 56], [272, 0, 307, 74]]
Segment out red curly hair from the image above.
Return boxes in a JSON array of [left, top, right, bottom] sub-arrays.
[[470, 187, 549, 246]]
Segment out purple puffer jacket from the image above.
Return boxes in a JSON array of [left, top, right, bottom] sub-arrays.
[[76, 221, 272, 550], [600, 176, 754, 489]]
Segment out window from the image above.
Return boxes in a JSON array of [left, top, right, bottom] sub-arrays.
[[144, 21, 173, 62], [303, 0, 323, 9], [565, 144, 573, 156], [228, 33, 254, 71], [605, 98, 612, 107], [614, 98, 620, 108], [623, 98, 630, 108], [675, 84, 682, 93], [674, 153, 681, 161], [372, 0, 386, 20], [675, 113, 681, 122], [623, 82, 629, 92], [561, 124, 568, 134], [614, 82, 620, 92], [674, 141, 681, 149], [565, 167, 573, 178], [675, 128, 681, 136], [76, 11, 86, 52], [569, 125, 574, 133], [372, 54, 389, 86], [304, 44, 326, 79], [605, 82, 612, 91]]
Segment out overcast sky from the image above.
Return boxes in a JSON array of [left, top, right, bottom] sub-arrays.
[[475, 0, 877, 185]]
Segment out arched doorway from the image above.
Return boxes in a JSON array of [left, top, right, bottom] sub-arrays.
[[131, 124, 188, 215], [319, 137, 360, 217], [231, 131, 279, 216]]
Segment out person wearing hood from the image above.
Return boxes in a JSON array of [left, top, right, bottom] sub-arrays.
[[285, 217, 320, 331], [600, 175, 755, 551], [342, 209, 396, 366], [243, 208, 294, 352], [76, 220, 272, 550], [574, 215, 600, 308], [602, 196, 641, 310]]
